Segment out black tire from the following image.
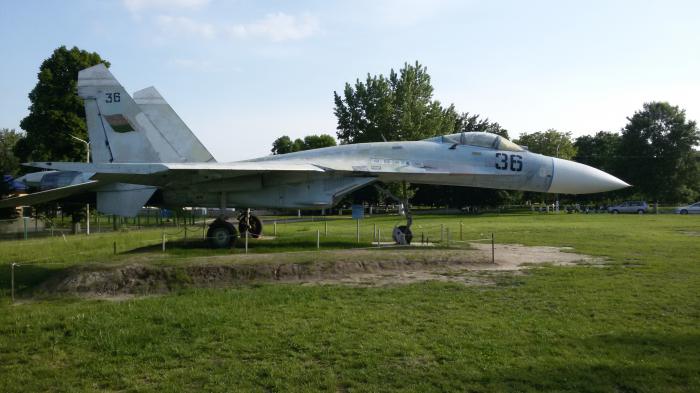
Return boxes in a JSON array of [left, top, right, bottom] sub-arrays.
[[207, 220, 237, 248], [637, 210, 644, 215], [611, 210, 619, 214], [238, 215, 263, 238], [680, 209, 688, 215], [393, 225, 413, 245]]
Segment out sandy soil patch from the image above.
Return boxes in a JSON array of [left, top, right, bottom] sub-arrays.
[[34, 243, 604, 297]]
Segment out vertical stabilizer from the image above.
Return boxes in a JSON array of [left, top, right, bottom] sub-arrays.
[[133, 87, 216, 162], [77, 64, 182, 163]]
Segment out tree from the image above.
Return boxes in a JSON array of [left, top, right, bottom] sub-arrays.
[[14, 46, 108, 165], [271, 136, 295, 155], [515, 129, 577, 160], [573, 131, 621, 173], [456, 112, 509, 139], [0, 128, 22, 176], [333, 61, 459, 144], [271, 134, 336, 154], [302, 134, 336, 150], [616, 102, 700, 202]]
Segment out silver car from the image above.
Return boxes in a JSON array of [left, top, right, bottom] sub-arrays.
[[676, 202, 700, 214], [608, 201, 649, 214]]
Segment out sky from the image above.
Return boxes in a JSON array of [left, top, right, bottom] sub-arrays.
[[1, 0, 699, 161]]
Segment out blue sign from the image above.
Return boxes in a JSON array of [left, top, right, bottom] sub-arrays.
[[351, 204, 364, 219]]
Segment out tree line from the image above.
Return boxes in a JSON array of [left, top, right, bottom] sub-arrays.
[[2, 48, 699, 209]]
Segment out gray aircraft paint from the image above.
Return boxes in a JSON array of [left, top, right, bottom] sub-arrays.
[[133, 86, 216, 163], [1, 65, 630, 216]]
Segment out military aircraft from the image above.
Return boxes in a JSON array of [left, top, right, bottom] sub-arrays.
[[1, 64, 630, 247]]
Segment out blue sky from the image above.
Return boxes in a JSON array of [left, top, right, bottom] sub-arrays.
[[1, 0, 699, 161]]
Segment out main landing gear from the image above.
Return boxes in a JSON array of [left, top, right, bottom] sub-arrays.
[[238, 209, 263, 239], [374, 182, 413, 245], [206, 209, 264, 248], [207, 218, 237, 248]]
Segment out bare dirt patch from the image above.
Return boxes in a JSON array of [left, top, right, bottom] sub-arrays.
[[34, 243, 603, 297]]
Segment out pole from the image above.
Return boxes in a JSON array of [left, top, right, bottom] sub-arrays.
[[274, 221, 277, 237], [316, 230, 320, 250], [373, 223, 377, 242], [11, 263, 16, 303], [72, 135, 91, 235], [440, 224, 444, 243], [245, 230, 249, 254], [162, 233, 166, 252], [356, 220, 360, 243], [491, 233, 495, 264]]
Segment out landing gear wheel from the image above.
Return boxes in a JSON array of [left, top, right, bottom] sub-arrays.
[[393, 225, 413, 245], [207, 220, 237, 248], [238, 214, 263, 238]]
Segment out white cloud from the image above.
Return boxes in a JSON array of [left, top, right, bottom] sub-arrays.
[[156, 15, 215, 39], [123, 0, 209, 13], [227, 12, 320, 42]]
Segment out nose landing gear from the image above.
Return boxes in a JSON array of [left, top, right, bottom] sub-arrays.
[[374, 182, 413, 245]]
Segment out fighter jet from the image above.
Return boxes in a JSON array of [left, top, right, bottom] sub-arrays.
[[1, 64, 630, 247]]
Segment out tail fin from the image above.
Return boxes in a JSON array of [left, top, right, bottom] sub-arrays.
[[133, 87, 216, 163], [78, 64, 182, 163]]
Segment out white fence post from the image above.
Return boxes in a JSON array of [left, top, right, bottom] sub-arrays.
[[11, 263, 16, 303]]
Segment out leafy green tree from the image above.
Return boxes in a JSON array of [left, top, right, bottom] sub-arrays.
[[515, 129, 577, 160], [573, 131, 621, 173], [457, 113, 509, 139], [271, 134, 336, 154], [303, 134, 336, 150], [271, 136, 295, 155], [14, 46, 109, 164], [0, 128, 22, 176], [334, 61, 459, 143], [616, 102, 700, 202]]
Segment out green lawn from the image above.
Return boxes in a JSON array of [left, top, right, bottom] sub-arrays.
[[0, 213, 699, 392]]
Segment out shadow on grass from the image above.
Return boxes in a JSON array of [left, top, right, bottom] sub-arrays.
[[480, 363, 692, 392], [0, 263, 62, 296], [122, 238, 376, 255], [479, 333, 700, 392]]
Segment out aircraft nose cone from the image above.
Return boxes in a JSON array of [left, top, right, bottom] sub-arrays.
[[549, 158, 630, 194]]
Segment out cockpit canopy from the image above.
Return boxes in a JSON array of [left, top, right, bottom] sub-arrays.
[[424, 132, 524, 152]]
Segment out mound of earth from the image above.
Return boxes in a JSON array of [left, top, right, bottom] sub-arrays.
[[34, 243, 602, 297]]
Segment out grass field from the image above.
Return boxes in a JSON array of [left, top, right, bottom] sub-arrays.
[[0, 213, 699, 392]]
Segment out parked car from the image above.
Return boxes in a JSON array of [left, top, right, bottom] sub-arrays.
[[676, 202, 700, 214], [608, 201, 649, 214]]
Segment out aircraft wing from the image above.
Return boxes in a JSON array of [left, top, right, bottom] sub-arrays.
[[27, 161, 327, 186], [0, 180, 100, 208]]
